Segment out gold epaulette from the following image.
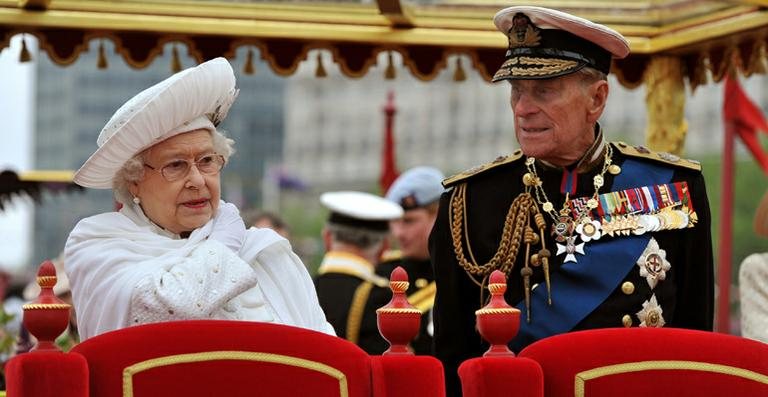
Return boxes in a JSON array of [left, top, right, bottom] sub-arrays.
[[443, 150, 524, 188], [407, 281, 436, 313], [379, 249, 402, 263], [614, 141, 701, 171]]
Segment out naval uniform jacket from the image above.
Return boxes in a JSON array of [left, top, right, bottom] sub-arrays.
[[377, 255, 436, 355], [429, 141, 714, 396], [314, 251, 391, 354]]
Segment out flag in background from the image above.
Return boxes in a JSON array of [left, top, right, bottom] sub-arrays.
[[380, 91, 400, 193], [723, 75, 768, 174]]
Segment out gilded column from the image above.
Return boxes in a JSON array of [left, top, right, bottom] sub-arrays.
[[643, 56, 687, 155]]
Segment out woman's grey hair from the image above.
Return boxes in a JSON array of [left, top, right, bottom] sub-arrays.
[[112, 128, 235, 204]]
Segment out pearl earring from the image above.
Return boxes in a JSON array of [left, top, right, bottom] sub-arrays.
[[132, 196, 141, 204]]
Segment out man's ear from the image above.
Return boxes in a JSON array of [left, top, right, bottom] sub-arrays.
[[322, 228, 332, 252], [587, 80, 609, 123]]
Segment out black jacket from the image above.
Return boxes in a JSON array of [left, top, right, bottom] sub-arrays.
[[429, 141, 714, 396]]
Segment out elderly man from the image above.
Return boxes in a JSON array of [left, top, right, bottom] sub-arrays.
[[428, 6, 714, 395], [314, 191, 403, 353], [381, 166, 446, 354]]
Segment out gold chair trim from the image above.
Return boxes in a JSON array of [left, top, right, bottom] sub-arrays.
[[122, 350, 349, 397], [375, 307, 422, 314], [475, 308, 520, 315], [575, 360, 768, 397], [22, 303, 71, 310]]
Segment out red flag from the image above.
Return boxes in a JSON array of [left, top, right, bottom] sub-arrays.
[[723, 76, 768, 173], [380, 91, 400, 193]]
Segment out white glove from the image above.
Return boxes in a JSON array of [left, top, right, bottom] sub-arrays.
[[209, 201, 247, 253]]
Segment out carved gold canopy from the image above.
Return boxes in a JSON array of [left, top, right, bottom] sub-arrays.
[[1, 0, 767, 89], [2, 1, 767, 154]]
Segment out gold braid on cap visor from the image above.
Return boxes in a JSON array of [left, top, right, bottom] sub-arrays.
[[493, 57, 579, 80]]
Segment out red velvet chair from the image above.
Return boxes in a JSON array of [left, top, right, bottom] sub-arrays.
[[520, 327, 768, 397], [460, 327, 768, 397], [7, 320, 445, 397]]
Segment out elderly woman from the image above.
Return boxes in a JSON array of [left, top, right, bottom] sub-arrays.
[[740, 189, 768, 343], [65, 58, 333, 340]]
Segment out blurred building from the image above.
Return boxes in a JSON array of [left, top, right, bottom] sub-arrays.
[[22, 42, 768, 270], [282, 51, 650, 190]]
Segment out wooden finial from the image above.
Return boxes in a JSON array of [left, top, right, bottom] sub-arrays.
[[171, 44, 182, 73], [19, 35, 32, 63], [453, 57, 467, 82], [315, 52, 327, 78], [97, 39, 108, 70], [243, 47, 256, 75], [384, 51, 396, 80]]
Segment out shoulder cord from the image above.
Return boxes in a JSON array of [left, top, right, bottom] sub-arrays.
[[449, 183, 550, 321]]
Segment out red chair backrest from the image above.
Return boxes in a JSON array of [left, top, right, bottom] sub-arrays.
[[519, 327, 768, 397], [71, 320, 373, 397]]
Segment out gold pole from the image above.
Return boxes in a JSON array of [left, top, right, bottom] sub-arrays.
[[643, 56, 687, 155]]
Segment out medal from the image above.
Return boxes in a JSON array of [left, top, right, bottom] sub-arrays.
[[551, 216, 573, 242], [556, 236, 585, 263]]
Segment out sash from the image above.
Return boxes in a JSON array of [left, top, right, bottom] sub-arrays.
[[511, 158, 674, 351]]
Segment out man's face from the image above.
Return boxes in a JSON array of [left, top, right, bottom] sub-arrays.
[[510, 72, 607, 165], [389, 207, 437, 261]]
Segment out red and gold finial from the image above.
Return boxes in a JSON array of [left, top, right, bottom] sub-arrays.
[[389, 266, 409, 293], [475, 270, 520, 357], [22, 260, 71, 352], [36, 260, 58, 289], [488, 270, 507, 295], [376, 266, 422, 355]]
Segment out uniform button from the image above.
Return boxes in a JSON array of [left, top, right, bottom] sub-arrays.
[[621, 282, 635, 295], [416, 278, 428, 288], [622, 314, 633, 327]]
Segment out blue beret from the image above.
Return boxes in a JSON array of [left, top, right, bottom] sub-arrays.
[[385, 166, 445, 210]]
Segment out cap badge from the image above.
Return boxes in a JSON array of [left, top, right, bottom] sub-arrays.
[[509, 13, 541, 48], [401, 194, 418, 209]]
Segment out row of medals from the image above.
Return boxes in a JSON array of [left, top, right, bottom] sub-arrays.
[[523, 158, 696, 262]]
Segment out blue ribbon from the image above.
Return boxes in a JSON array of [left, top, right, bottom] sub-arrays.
[[511, 158, 673, 351]]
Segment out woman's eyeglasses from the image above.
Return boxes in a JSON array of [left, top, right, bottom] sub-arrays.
[[144, 154, 225, 182]]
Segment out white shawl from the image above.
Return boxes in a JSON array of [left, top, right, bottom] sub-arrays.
[[65, 201, 334, 340]]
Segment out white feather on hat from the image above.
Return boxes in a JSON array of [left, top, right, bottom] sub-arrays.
[[74, 57, 238, 189]]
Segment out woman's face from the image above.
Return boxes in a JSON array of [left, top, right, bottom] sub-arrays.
[[129, 129, 221, 234]]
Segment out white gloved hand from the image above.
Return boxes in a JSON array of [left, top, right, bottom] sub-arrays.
[[209, 201, 247, 253]]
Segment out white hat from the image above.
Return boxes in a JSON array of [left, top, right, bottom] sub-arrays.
[[492, 6, 629, 81], [321, 191, 404, 231], [74, 57, 239, 188], [385, 166, 445, 210]]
